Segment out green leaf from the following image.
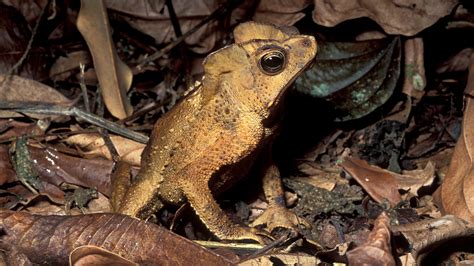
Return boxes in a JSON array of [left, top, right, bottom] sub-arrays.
[[296, 37, 401, 121]]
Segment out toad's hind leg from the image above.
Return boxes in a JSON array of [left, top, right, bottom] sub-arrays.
[[250, 163, 311, 232], [177, 133, 272, 244]]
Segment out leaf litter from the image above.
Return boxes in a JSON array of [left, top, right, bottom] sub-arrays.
[[0, 0, 473, 264]]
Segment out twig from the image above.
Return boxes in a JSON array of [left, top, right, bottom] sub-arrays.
[[0, 101, 148, 143], [79, 63, 91, 113]]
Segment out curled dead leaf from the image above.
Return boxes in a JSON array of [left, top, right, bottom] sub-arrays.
[[0, 211, 233, 265], [65, 133, 145, 166], [438, 51, 474, 223], [346, 212, 395, 266], [312, 0, 459, 36], [0, 75, 72, 119], [76, 0, 133, 119]]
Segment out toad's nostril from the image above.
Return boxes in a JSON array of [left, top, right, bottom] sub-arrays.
[[301, 38, 312, 48]]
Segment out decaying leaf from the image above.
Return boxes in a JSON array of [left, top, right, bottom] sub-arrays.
[[341, 157, 402, 206], [49, 51, 92, 82], [392, 215, 474, 263], [0, 3, 47, 80], [249, 0, 311, 26], [437, 52, 474, 223], [76, 0, 133, 119], [239, 253, 320, 265], [346, 212, 395, 266], [65, 133, 145, 166], [0, 145, 16, 185], [402, 38, 426, 101], [341, 157, 436, 206], [312, 0, 459, 36], [28, 146, 113, 196], [296, 37, 401, 121], [0, 211, 233, 265], [105, 0, 221, 54], [0, 75, 72, 119], [70, 245, 137, 266]]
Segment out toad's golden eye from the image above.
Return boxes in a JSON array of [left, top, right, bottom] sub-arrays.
[[259, 50, 287, 75]]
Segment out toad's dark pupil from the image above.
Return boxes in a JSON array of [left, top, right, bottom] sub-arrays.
[[260, 51, 285, 75]]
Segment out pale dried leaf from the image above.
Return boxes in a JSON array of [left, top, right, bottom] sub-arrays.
[[70, 245, 137, 266], [65, 133, 145, 166], [49, 51, 92, 81], [105, 0, 221, 54], [251, 0, 311, 26], [312, 0, 459, 36], [402, 38, 426, 100], [76, 0, 133, 119], [0, 75, 72, 119], [341, 157, 402, 206], [346, 212, 395, 266], [239, 253, 320, 265], [438, 52, 474, 223]]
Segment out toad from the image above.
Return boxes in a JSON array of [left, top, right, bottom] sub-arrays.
[[112, 21, 317, 243]]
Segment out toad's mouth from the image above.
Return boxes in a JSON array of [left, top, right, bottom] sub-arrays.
[[266, 56, 316, 113]]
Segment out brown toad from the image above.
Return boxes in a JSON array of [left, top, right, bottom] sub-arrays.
[[112, 22, 317, 243]]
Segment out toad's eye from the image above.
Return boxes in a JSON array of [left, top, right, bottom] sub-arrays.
[[259, 49, 287, 75]]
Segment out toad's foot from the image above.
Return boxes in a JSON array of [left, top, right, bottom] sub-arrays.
[[250, 204, 311, 233]]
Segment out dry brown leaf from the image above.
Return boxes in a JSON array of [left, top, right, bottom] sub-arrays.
[[105, 0, 221, 54], [65, 133, 145, 166], [239, 253, 320, 265], [438, 52, 474, 223], [49, 51, 92, 81], [0, 75, 72, 119], [76, 0, 133, 119], [0, 211, 233, 265], [0, 119, 46, 142], [0, 145, 16, 185], [402, 38, 426, 101], [346, 212, 395, 266], [341, 157, 402, 206], [342, 157, 436, 204], [392, 215, 474, 262], [437, 48, 473, 74], [28, 146, 113, 196], [312, 0, 459, 36], [250, 0, 311, 26], [70, 245, 137, 266], [0, 3, 49, 80]]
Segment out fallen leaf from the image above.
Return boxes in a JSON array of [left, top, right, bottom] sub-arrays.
[[250, 0, 311, 26], [76, 0, 133, 119], [392, 215, 474, 263], [346, 212, 395, 266], [49, 51, 92, 81], [312, 0, 459, 36], [0, 119, 47, 142], [437, 51, 474, 223], [239, 253, 320, 265], [296, 37, 401, 121], [0, 75, 72, 119], [105, 0, 222, 54], [70, 245, 137, 266], [0, 211, 233, 265], [65, 133, 145, 166], [0, 145, 16, 185], [0, 3, 47, 79], [437, 48, 473, 74], [402, 38, 426, 101], [28, 146, 114, 196], [341, 157, 402, 206]]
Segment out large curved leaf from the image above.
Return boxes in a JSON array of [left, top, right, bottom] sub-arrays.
[[296, 37, 401, 121]]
